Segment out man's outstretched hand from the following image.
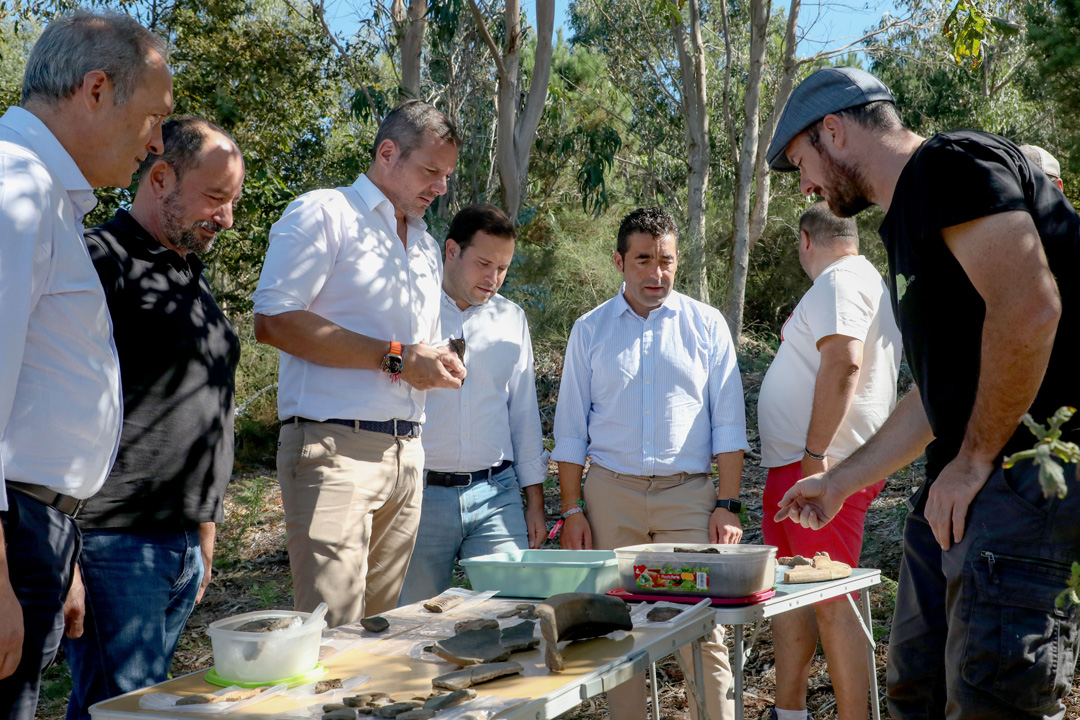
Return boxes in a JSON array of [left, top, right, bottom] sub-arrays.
[[773, 473, 844, 530]]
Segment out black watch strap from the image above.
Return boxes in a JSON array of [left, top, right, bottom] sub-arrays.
[[716, 498, 743, 514]]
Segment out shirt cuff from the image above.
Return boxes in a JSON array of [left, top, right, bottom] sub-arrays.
[[514, 450, 550, 489], [712, 427, 751, 455], [550, 437, 588, 467]]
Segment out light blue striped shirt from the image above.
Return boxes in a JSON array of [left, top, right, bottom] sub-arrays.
[[552, 287, 750, 476]]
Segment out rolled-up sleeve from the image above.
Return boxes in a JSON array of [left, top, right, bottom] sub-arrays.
[[508, 317, 549, 488], [708, 314, 751, 455], [551, 320, 592, 466], [252, 192, 340, 316]]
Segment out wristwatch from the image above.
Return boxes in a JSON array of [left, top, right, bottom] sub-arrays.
[[715, 498, 743, 514], [381, 341, 404, 375]]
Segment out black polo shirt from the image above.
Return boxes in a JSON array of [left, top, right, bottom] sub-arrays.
[[79, 209, 241, 531], [879, 130, 1080, 480]]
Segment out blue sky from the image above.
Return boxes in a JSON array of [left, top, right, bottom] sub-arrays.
[[322, 0, 899, 55]]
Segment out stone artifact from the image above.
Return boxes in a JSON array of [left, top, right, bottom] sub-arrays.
[[175, 687, 265, 705], [782, 552, 852, 583], [500, 621, 539, 653], [323, 704, 351, 712], [423, 689, 476, 711], [175, 693, 220, 706], [372, 701, 422, 717], [397, 711, 436, 720], [431, 661, 524, 690], [360, 616, 390, 633], [322, 710, 357, 720], [423, 594, 464, 613], [496, 608, 522, 619], [343, 696, 371, 707], [315, 678, 345, 694], [234, 616, 297, 633], [517, 606, 538, 620], [777, 555, 813, 566], [454, 618, 499, 634], [646, 606, 684, 622], [673, 547, 721, 554], [448, 337, 466, 361], [537, 593, 633, 672], [430, 628, 510, 666]]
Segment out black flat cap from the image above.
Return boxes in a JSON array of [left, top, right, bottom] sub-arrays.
[[766, 67, 895, 172]]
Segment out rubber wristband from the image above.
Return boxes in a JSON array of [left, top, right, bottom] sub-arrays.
[[559, 506, 584, 520], [804, 447, 827, 460], [560, 499, 585, 511]]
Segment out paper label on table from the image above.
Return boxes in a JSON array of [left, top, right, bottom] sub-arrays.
[[633, 563, 709, 593]]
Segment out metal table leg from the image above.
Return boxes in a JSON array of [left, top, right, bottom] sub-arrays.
[[858, 589, 881, 720], [733, 623, 744, 720], [649, 662, 660, 720]]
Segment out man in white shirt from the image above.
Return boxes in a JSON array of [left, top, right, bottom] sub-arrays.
[[0, 11, 172, 718], [253, 100, 466, 627], [757, 202, 900, 720], [553, 207, 749, 720], [398, 204, 548, 605]]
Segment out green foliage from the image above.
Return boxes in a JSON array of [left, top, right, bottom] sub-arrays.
[[1002, 406, 1080, 500]]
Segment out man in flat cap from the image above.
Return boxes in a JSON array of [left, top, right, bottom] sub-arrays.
[[1019, 144, 1064, 191], [767, 66, 1080, 720]]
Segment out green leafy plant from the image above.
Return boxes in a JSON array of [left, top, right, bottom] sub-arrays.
[[1003, 406, 1080, 607], [941, 0, 1022, 70]]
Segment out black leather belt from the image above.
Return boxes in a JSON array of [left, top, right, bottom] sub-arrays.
[[283, 416, 420, 439], [426, 460, 514, 487], [7, 480, 88, 517]]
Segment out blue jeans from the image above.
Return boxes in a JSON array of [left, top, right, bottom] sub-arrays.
[[398, 467, 528, 605], [0, 490, 80, 720], [63, 529, 204, 720]]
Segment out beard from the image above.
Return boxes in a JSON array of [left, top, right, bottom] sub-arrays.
[[819, 147, 873, 218], [161, 189, 224, 255]]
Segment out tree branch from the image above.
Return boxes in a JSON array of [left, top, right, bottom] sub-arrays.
[[466, 0, 508, 80]]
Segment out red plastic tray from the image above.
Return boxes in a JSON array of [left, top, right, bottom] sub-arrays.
[[607, 587, 776, 606]]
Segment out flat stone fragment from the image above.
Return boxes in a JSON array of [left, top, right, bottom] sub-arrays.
[[372, 701, 422, 717], [323, 704, 351, 712], [356, 709, 374, 716], [360, 616, 390, 633], [674, 546, 720, 554], [496, 608, 521, 619], [454, 618, 499, 634], [424, 688, 476, 711], [538, 593, 633, 672], [515, 604, 535, 611], [430, 628, 510, 666], [777, 555, 813, 566], [500, 620, 539, 653], [176, 694, 221, 706], [368, 693, 390, 700], [646, 607, 684, 622], [315, 679, 345, 694], [343, 696, 372, 707], [517, 606, 538, 620], [322, 711, 357, 720], [432, 661, 524, 690], [234, 616, 297, 633], [423, 594, 464, 613], [397, 712, 437, 720]]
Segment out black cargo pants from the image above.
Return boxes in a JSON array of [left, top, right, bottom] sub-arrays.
[[886, 459, 1080, 720]]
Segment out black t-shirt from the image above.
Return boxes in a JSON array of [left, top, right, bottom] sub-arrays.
[[879, 130, 1080, 479], [79, 210, 241, 531]]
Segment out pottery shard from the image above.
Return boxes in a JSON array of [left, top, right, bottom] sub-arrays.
[[423, 688, 476, 711], [646, 606, 684, 622], [322, 711, 357, 720], [537, 593, 633, 673], [500, 620, 539, 653], [315, 679, 345, 694], [432, 661, 524, 690], [372, 702, 422, 717], [783, 552, 852, 584], [454, 618, 499, 634], [397, 712, 437, 720], [430, 628, 510, 666], [423, 594, 464, 613], [360, 616, 390, 633]]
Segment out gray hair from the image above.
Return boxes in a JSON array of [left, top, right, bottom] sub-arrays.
[[138, 116, 239, 184], [371, 100, 461, 160], [21, 10, 168, 107], [799, 201, 859, 251]]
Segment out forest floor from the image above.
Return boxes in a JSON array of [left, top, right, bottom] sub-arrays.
[[36, 359, 1080, 719]]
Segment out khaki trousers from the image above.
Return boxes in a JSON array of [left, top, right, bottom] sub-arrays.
[[584, 464, 735, 720], [277, 422, 423, 628]]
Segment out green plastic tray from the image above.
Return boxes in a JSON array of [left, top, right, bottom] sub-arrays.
[[204, 663, 326, 688], [459, 549, 620, 598]]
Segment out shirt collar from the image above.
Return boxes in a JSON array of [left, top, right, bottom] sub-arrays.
[[352, 173, 429, 234], [612, 283, 678, 319], [0, 106, 97, 221]]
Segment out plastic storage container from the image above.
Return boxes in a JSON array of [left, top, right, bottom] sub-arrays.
[[614, 543, 777, 598], [460, 549, 621, 598], [207, 610, 325, 685]]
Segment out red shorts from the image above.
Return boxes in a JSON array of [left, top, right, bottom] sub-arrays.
[[762, 461, 886, 568]]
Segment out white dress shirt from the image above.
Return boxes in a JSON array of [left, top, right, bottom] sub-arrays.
[[422, 291, 548, 488], [253, 174, 442, 423], [552, 287, 750, 476], [0, 107, 122, 510]]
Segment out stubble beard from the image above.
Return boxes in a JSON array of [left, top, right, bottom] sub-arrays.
[[161, 189, 223, 255], [820, 147, 873, 218]]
